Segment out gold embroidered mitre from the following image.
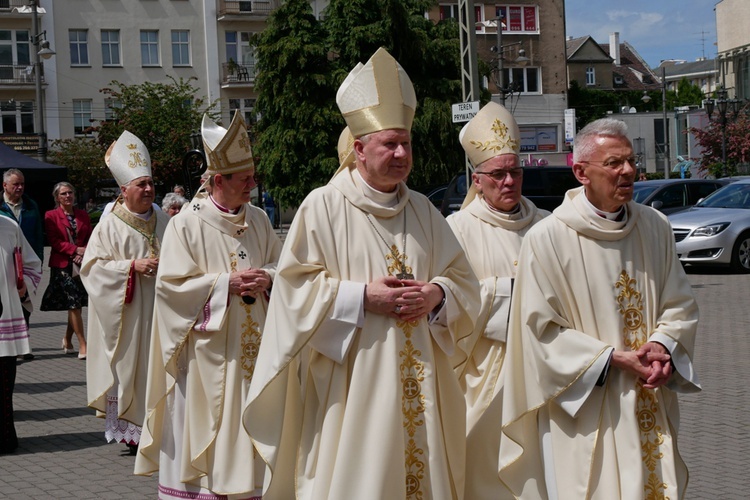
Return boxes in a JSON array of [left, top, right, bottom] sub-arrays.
[[458, 102, 521, 209], [459, 101, 520, 167], [332, 126, 356, 177], [202, 111, 254, 175], [336, 48, 417, 138], [105, 130, 152, 186]]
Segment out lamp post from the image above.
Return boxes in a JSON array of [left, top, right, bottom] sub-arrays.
[[30, 0, 55, 162], [704, 87, 742, 177], [486, 16, 529, 106]]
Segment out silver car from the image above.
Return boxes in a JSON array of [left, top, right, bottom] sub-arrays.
[[668, 179, 750, 272]]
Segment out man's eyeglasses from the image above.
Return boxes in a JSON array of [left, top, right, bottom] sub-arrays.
[[475, 168, 523, 182], [580, 156, 637, 172]]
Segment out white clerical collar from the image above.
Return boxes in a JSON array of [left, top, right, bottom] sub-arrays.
[[123, 202, 153, 221], [484, 198, 522, 218], [353, 169, 399, 207], [581, 190, 627, 222]]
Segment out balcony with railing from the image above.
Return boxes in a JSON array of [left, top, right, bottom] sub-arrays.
[[217, 0, 279, 19], [222, 62, 256, 86], [0, 64, 41, 85]]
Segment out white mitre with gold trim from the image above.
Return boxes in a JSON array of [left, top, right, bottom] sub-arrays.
[[332, 126, 355, 178], [459, 101, 521, 208], [336, 48, 417, 138], [201, 111, 254, 175], [105, 130, 152, 186]]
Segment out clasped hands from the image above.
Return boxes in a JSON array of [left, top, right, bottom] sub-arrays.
[[229, 268, 271, 298], [134, 258, 160, 277], [611, 341, 672, 389], [364, 275, 444, 322]]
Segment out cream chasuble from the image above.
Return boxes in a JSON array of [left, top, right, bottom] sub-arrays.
[[134, 192, 281, 498], [0, 217, 41, 357], [244, 167, 480, 500], [447, 195, 548, 499], [81, 202, 169, 432], [498, 187, 700, 500]]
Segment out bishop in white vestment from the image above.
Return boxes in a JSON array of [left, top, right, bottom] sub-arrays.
[[135, 113, 281, 500], [498, 118, 700, 499], [82, 131, 169, 451], [446, 102, 549, 498], [245, 48, 480, 500]]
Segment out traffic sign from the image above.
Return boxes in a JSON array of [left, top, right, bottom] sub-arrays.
[[452, 101, 480, 123]]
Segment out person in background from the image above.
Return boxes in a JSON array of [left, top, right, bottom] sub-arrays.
[[498, 118, 700, 498], [172, 185, 186, 197], [0, 216, 41, 454], [161, 193, 188, 217], [135, 112, 282, 499], [40, 182, 91, 359], [81, 131, 170, 455], [262, 189, 275, 228], [1, 168, 44, 360], [446, 101, 549, 498]]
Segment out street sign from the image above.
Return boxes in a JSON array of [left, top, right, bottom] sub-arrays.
[[452, 101, 480, 123]]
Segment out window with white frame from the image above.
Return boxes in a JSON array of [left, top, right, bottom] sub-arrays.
[[502, 67, 540, 93], [69, 30, 88, 66], [104, 98, 122, 121], [225, 31, 257, 77], [141, 30, 160, 66], [495, 5, 539, 34], [0, 100, 33, 134], [101, 30, 120, 66], [439, 4, 485, 32], [73, 99, 93, 135], [171, 30, 190, 66], [585, 66, 595, 85], [0, 30, 30, 80]]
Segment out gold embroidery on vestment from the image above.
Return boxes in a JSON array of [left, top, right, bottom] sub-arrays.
[[230, 252, 262, 381], [615, 270, 669, 499]]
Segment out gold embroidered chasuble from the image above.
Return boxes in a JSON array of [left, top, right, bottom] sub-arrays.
[[244, 167, 480, 500], [80, 202, 169, 426], [447, 196, 548, 499], [498, 187, 700, 500], [134, 192, 281, 496]]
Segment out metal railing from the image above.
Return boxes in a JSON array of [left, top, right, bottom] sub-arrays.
[[217, 0, 279, 17], [222, 62, 256, 84], [0, 64, 41, 84]]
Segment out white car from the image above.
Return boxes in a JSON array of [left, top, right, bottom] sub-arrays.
[[668, 179, 750, 273]]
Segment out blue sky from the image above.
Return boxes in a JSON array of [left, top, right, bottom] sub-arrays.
[[565, 0, 719, 68]]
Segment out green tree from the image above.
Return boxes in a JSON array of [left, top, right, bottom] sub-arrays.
[[95, 76, 213, 190], [253, 0, 339, 208], [48, 137, 108, 199], [675, 78, 706, 107], [691, 103, 750, 177]]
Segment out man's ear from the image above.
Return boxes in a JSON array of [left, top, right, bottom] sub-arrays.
[[572, 162, 589, 186], [353, 139, 366, 163]]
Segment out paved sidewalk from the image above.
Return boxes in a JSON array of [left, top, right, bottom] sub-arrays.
[[0, 251, 748, 498]]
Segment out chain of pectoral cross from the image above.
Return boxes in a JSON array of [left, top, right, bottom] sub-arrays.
[[365, 209, 414, 280]]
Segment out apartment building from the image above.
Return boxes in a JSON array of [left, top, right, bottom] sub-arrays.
[[716, 0, 750, 99], [427, 1, 569, 164]]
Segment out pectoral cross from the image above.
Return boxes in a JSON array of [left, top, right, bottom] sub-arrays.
[[397, 264, 414, 281]]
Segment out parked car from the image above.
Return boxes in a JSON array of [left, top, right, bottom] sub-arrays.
[[425, 184, 448, 209], [440, 166, 579, 216], [668, 179, 750, 273], [632, 178, 731, 215]]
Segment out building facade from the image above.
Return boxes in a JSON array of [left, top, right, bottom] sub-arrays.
[[716, 0, 750, 99]]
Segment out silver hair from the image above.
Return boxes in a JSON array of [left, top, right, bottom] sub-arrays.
[[573, 118, 630, 163], [52, 182, 75, 206], [161, 192, 187, 211], [3, 168, 23, 183]]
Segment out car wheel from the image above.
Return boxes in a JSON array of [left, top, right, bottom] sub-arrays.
[[731, 231, 750, 273]]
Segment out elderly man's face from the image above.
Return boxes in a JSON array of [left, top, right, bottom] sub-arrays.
[[573, 135, 636, 212], [354, 129, 412, 192], [472, 154, 522, 212], [215, 169, 256, 210], [3, 173, 24, 203], [122, 176, 155, 214]]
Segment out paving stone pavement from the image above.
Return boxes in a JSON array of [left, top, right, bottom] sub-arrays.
[[0, 247, 747, 498]]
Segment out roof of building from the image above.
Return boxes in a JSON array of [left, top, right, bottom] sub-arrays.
[[599, 40, 662, 91], [659, 59, 718, 80]]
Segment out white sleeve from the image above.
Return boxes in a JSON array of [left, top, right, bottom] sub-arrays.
[[308, 280, 365, 363], [650, 332, 701, 393], [555, 347, 614, 418], [194, 272, 230, 332]]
